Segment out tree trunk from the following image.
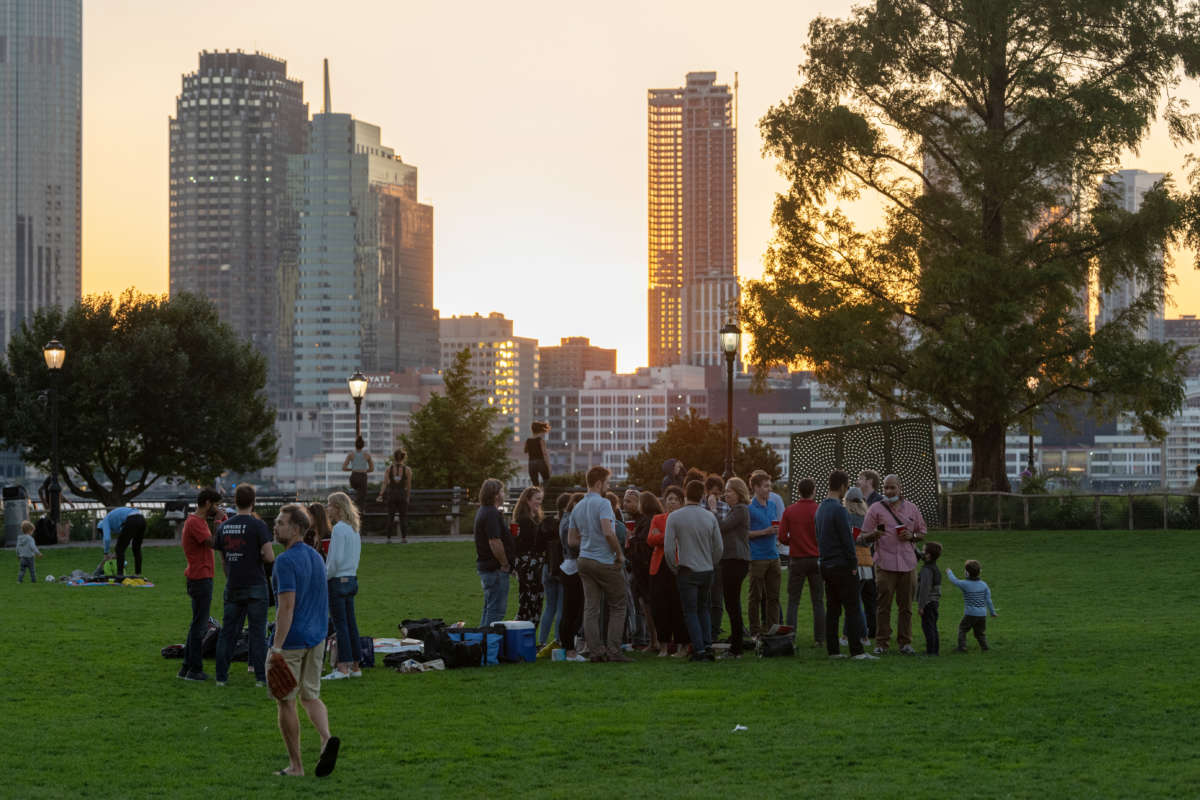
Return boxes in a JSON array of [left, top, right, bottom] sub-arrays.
[[968, 424, 1011, 492]]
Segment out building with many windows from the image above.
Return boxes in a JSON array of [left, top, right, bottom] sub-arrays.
[[291, 67, 438, 406], [1097, 169, 1166, 342], [169, 50, 308, 405], [439, 313, 537, 444], [538, 337, 616, 388], [1164, 315, 1200, 377], [0, 0, 82, 352], [647, 71, 737, 368]]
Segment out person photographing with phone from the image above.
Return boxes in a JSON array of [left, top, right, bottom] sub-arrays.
[[857, 474, 927, 656]]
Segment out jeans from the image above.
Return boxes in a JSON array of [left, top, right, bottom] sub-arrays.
[[215, 582, 269, 682], [720, 559, 749, 655], [329, 576, 362, 665], [115, 513, 146, 576], [821, 565, 865, 656], [859, 576, 878, 638], [785, 556, 825, 644], [183, 577, 213, 673], [676, 567, 714, 655], [478, 567, 510, 626], [539, 566, 563, 646], [578, 557, 627, 657], [18, 557, 36, 582], [921, 601, 940, 654], [559, 571, 584, 651]]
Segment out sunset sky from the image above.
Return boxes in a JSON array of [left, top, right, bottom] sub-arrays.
[[83, 0, 1200, 372]]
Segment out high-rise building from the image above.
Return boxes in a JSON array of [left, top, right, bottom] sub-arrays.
[[439, 312, 537, 443], [1164, 316, 1200, 377], [168, 51, 308, 405], [538, 336, 616, 388], [647, 71, 737, 368], [0, 0, 82, 351], [1097, 169, 1166, 341], [291, 65, 438, 407]]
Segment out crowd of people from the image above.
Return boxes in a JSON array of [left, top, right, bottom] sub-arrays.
[[473, 464, 998, 662]]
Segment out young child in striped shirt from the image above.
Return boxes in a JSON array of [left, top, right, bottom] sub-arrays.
[[946, 559, 998, 652]]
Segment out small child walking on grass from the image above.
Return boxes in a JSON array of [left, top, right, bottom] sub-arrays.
[[916, 541, 942, 655], [17, 520, 43, 583], [946, 559, 997, 652]]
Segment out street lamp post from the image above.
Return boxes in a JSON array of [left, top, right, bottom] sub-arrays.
[[347, 370, 369, 442], [43, 339, 66, 526], [719, 323, 741, 480], [1026, 376, 1039, 476]]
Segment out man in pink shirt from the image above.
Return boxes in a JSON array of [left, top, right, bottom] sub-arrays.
[[858, 474, 926, 655]]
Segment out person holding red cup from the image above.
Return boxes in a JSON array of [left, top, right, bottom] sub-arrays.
[[511, 487, 547, 624]]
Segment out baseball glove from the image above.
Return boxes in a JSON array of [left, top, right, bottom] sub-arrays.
[[267, 651, 297, 699]]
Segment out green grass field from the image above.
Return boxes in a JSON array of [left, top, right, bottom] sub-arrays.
[[4, 531, 1197, 798]]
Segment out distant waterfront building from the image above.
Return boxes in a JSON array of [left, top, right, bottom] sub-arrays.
[[647, 71, 737, 368], [0, 0, 82, 351], [168, 50, 308, 405], [1164, 316, 1200, 377], [291, 65, 438, 407], [538, 337, 616, 388], [1097, 169, 1166, 341], [439, 312, 537, 443]]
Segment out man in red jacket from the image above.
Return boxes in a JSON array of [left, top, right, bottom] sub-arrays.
[[778, 477, 825, 647]]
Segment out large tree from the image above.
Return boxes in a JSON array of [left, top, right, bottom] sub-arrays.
[[400, 348, 515, 491], [1, 291, 277, 506], [625, 410, 783, 489], [745, 0, 1200, 490]]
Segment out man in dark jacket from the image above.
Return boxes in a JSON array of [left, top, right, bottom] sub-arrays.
[[815, 470, 876, 660]]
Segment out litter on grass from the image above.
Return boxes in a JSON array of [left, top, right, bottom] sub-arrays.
[[732, 725, 748, 732]]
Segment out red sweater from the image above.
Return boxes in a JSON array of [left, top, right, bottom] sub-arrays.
[[778, 498, 819, 558]]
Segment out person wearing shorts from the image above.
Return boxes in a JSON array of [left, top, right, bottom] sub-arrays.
[[269, 503, 340, 778]]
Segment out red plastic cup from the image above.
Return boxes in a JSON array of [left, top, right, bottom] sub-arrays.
[[852, 527, 861, 540], [895, 524, 907, 539], [320, 539, 330, 556], [771, 520, 780, 528], [509, 523, 520, 537], [625, 521, 636, 533]]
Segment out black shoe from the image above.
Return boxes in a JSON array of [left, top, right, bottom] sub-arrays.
[[177, 666, 189, 679], [184, 671, 209, 681]]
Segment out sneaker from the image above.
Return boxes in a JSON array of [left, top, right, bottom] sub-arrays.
[[872, 646, 888, 656], [620, 643, 634, 652], [349, 669, 363, 678], [853, 652, 880, 660], [215, 680, 227, 687], [321, 669, 351, 681], [860, 638, 872, 647], [184, 671, 208, 682], [899, 645, 917, 655], [828, 653, 848, 659], [177, 666, 189, 680], [839, 637, 849, 646], [255, 681, 266, 688]]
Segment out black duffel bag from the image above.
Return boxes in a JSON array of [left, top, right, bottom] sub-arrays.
[[755, 634, 795, 658]]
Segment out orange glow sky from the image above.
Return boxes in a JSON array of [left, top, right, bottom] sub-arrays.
[[83, 0, 1200, 373]]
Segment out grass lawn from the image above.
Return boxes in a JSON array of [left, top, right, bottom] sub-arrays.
[[4, 530, 1198, 798]]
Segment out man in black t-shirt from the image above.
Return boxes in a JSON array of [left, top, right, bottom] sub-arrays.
[[474, 478, 514, 626], [213, 484, 276, 686]]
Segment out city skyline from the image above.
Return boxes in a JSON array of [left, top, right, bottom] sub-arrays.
[[80, 1, 1200, 374]]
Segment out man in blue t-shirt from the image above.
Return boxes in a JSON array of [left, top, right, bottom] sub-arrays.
[[747, 470, 782, 638], [270, 503, 339, 778], [213, 484, 276, 686], [569, 465, 629, 662]]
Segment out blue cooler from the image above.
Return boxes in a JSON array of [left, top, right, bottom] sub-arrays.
[[495, 621, 536, 663]]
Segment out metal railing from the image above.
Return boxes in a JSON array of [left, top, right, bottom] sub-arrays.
[[941, 491, 1200, 530]]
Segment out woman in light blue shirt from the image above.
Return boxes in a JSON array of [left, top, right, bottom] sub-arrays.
[[323, 491, 363, 680]]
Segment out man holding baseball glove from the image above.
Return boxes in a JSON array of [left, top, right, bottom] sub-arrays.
[[268, 503, 340, 778]]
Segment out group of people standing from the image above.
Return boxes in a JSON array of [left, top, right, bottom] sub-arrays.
[[473, 463, 998, 662]]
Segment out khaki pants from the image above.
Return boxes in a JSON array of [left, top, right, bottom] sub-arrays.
[[747, 558, 781, 637], [578, 557, 627, 657], [875, 568, 914, 649]]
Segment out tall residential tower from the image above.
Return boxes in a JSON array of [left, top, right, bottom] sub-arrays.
[[168, 50, 308, 404], [0, 0, 82, 350], [647, 71, 737, 367]]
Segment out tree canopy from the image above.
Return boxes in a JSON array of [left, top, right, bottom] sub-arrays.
[[625, 410, 783, 489], [400, 348, 515, 490], [1, 291, 277, 506], [745, 0, 1200, 490]]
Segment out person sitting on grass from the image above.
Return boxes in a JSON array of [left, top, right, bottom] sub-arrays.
[[947, 559, 998, 653]]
